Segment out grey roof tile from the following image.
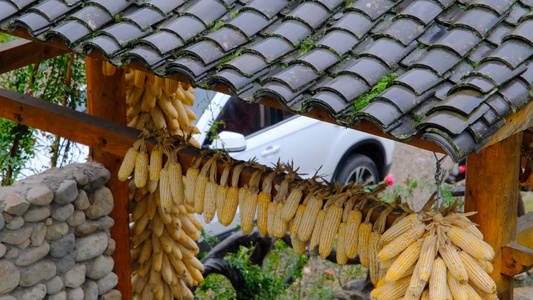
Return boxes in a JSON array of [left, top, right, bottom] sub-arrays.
[[400, 47, 426, 68], [332, 11, 375, 40], [486, 23, 513, 46], [504, 19, 533, 46], [287, 2, 329, 30], [265, 64, 318, 91], [69, 5, 112, 31], [431, 89, 487, 116], [181, 40, 225, 65], [11, 0, 37, 9], [81, 34, 121, 56], [485, 93, 512, 117], [123, 45, 165, 68], [360, 38, 417, 68], [452, 75, 496, 94], [348, 0, 399, 21], [29, 0, 72, 22], [316, 30, 358, 56], [226, 10, 271, 38], [468, 42, 495, 63], [431, 28, 481, 56], [447, 61, 474, 83], [482, 108, 501, 126], [434, 0, 455, 8], [519, 65, 533, 86], [101, 22, 149, 46], [138, 31, 183, 55], [412, 48, 461, 75], [43, 19, 90, 44], [374, 85, 420, 113], [141, 0, 185, 15], [452, 7, 501, 37], [468, 119, 493, 142], [338, 57, 390, 86], [89, 0, 132, 16], [210, 68, 264, 92], [394, 68, 442, 95], [296, 48, 338, 73], [521, 0, 533, 8], [205, 27, 247, 52], [121, 7, 165, 30], [398, 0, 443, 25], [12, 12, 51, 33], [505, 2, 529, 25], [470, 0, 514, 15], [378, 18, 425, 46], [244, 0, 288, 19], [271, 19, 312, 46], [417, 22, 447, 46], [357, 100, 402, 128], [256, 81, 303, 103], [436, 4, 464, 25], [469, 61, 525, 87], [483, 38, 533, 69], [224, 53, 267, 77], [316, 0, 344, 12], [314, 75, 369, 103], [498, 78, 531, 112], [161, 16, 206, 41], [306, 91, 350, 115], [185, 0, 228, 26], [433, 81, 453, 100], [420, 103, 490, 135], [0, 1, 18, 21]]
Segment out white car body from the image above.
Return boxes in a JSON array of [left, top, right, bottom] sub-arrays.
[[191, 90, 395, 240]]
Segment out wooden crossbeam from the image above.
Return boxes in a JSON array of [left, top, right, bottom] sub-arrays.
[[517, 212, 533, 249], [502, 243, 533, 276], [0, 39, 67, 74]]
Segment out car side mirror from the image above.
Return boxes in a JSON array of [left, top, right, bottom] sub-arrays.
[[209, 131, 246, 152]]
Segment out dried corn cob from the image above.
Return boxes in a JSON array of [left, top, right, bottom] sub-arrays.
[[257, 169, 278, 236], [429, 257, 447, 300], [216, 159, 232, 220], [220, 163, 246, 226], [310, 209, 327, 251], [298, 189, 326, 241], [203, 158, 219, 224], [385, 239, 421, 283], [447, 225, 494, 261], [240, 167, 265, 234], [439, 241, 468, 284], [358, 206, 376, 268], [378, 224, 426, 262], [337, 223, 348, 265], [282, 184, 304, 221], [149, 144, 163, 181], [368, 231, 383, 284], [380, 213, 420, 245], [319, 194, 346, 258], [459, 251, 496, 294]]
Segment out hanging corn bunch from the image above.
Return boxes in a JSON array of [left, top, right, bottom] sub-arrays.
[[371, 196, 497, 300]]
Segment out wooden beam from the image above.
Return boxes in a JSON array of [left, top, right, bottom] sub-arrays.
[[501, 243, 533, 276], [485, 100, 533, 148], [0, 39, 67, 74], [85, 57, 131, 299], [465, 132, 522, 300], [517, 212, 533, 249]]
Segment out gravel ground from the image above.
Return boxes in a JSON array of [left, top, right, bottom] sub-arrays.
[[388, 142, 533, 297]]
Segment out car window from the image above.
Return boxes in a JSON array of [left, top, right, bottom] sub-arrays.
[[203, 96, 294, 144]]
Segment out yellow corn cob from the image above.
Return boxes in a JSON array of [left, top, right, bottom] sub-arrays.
[[241, 168, 263, 234], [132, 196, 148, 222], [185, 263, 204, 284], [147, 178, 159, 194], [272, 203, 288, 238], [183, 89, 195, 106], [282, 186, 303, 221], [134, 151, 149, 188], [459, 251, 496, 294], [291, 204, 305, 237], [184, 255, 204, 272], [472, 284, 499, 300], [187, 213, 203, 230], [168, 253, 191, 282], [132, 273, 148, 295], [152, 233, 162, 254], [380, 213, 420, 245], [474, 256, 493, 274], [149, 146, 163, 181], [267, 202, 277, 236], [368, 231, 383, 284], [184, 105, 197, 121], [429, 257, 447, 300], [119, 147, 139, 181], [153, 249, 163, 272], [184, 165, 200, 205], [126, 102, 142, 122], [420, 289, 429, 300], [138, 239, 152, 265], [464, 283, 483, 300], [183, 235, 200, 254], [164, 78, 180, 96], [345, 210, 363, 259], [439, 241, 468, 284], [418, 234, 437, 282], [159, 230, 174, 254], [310, 209, 327, 250], [291, 232, 306, 255], [447, 225, 494, 261], [141, 83, 157, 112], [131, 230, 150, 249], [203, 181, 218, 224], [134, 70, 146, 88], [405, 256, 426, 300], [168, 161, 184, 205], [220, 186, 239, 226], [377, 275, 411, 300], [147, 191, 158, 220], [152, 212, 164, 237], [127, 87, 144, 106], [464, 224, 483, 240], [297, 193, 323, 241], [158, 93, 179, 120], [175, 98, 191, 130], [179, 214, 201, 240], [161, 252, 174, 284], [378, 224, 426, 262], [216, 163, 231, 219], [159, 168, 173, 224], [319, 203, 343, 258], [150, 104, 168, 131], [358, 221, 373, 268], [193, 175, 208, 214], [385, 239, 421, 283], [257, 192, 271, 236], [180, 280, 194, 300], [337, 223, 348, 265]]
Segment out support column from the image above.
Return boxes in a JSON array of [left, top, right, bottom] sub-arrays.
[[465, 132, 522, 300], [86, 57, 131, 299]]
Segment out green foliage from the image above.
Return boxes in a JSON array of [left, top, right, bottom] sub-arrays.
[[217, 49, 242, 69], [379, 175, 456, 208], [412, 115, 423, 123], [352, 73, 398, 111], [211, 19, 225, 32], [230, 9, 240, 19], [0, 121, 36, 185], [297, 38, 314, 56]]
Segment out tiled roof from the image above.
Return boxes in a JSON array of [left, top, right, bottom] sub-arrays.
[[1, 0, 532, 161]]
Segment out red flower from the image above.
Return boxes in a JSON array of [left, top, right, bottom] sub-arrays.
[[324, 270, 334, 280], [384, 175, 395, 186], [459, 165, 466, 174]]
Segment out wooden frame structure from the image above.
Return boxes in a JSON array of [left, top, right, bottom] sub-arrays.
[[0, 36, 532, 299]]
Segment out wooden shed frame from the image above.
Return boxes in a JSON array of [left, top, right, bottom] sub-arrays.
[[0, 32, 533, 300]]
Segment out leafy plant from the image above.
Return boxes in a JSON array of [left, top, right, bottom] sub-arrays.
[[297, 38, 314, 56], [352, 73, 398, 111]]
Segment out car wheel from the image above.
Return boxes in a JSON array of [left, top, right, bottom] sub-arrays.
[[333, 154, 380, 186]]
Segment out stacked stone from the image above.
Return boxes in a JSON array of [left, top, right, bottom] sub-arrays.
[[0, 163, 120, 300]]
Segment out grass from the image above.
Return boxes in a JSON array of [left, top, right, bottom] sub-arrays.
[[522, 191, 533, 213]]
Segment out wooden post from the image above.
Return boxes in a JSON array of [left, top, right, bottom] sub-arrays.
[[86, 57, 131, 299], [465, 132, 522, 300]]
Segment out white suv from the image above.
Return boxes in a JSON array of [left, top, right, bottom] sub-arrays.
[[191, 89, 395, 241]]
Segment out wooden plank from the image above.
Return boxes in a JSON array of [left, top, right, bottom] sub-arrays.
[[465, 132, 522, 300], [485, 100, 533, 148], [86, 57, 131, 299], [0, 87, 140, 157], [501, 243, 533, 276], [517, 212, 533, 249], [0, 39, 67, 74]]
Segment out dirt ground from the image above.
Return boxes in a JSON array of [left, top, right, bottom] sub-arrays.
[[388, 142, 533, 298]]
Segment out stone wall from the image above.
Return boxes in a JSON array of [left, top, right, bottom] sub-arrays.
[[0, 163, 120, 300]]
